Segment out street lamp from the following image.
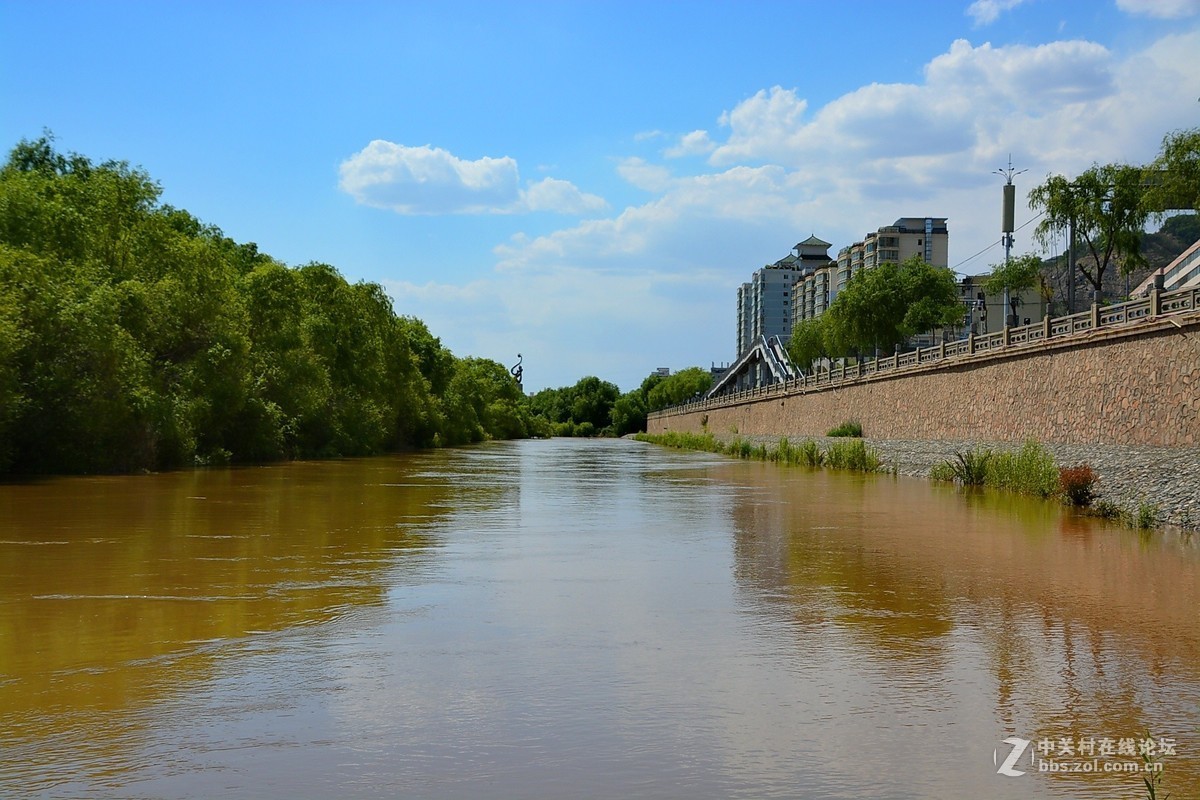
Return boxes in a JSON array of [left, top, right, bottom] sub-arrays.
[[996, 156, 1027, 328]]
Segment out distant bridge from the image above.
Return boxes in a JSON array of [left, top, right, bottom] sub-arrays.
[[708, 335, 798, 398]]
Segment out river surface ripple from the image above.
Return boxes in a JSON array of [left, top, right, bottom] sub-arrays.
[[1, 438, 1198, 799]]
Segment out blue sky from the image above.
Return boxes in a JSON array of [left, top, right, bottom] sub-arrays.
[[2, 0, 1199, 392]]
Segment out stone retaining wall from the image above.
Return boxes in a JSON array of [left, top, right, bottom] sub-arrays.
[[650, 311, 1200, 448]]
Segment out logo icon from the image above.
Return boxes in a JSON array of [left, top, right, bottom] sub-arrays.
[[995, 736, 1032, 777]]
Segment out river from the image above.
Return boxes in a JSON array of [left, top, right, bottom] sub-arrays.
[[1, 438, 1197, 799]]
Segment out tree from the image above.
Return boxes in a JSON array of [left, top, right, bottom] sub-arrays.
[[1029, 163, 1149, 297], [609, 391, 647, 436], [983, 253, 1049, 324], [821, 256, 961, 356], [823, 261, 907, 356], [897, 257, 963, 336], [569, 376, 621, 431], [786, 317, 827, 371], [440, 357, 528, 445], [0, 135, 537, 473], [646, 367, 713, 411], [1145, 127, 1200, 214]]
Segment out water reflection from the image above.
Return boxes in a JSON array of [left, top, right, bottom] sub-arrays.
[[1, 440, 1197, 799], [0, 454, 453, 791], [728, 462, 1200, 797]]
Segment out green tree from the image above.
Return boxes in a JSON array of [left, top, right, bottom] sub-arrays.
[[983, 253, 1050, 324], [525, 376, 621, 436], [822, 256, 962, 357], [1029, 163, 1149, 297], [897, 256, 963, 335], [787, 317, 827, 371], [569, 376, 621, 431], [1145, 127, 1200, 214], [609, 391, 647, 436], [646, 367, 713, 411], [0, 134, 535, 474], [440, 356, 529, 445], [822, 261, 908, 356]]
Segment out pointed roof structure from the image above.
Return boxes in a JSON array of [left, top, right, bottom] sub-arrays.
[[793, 235, 834, 272]]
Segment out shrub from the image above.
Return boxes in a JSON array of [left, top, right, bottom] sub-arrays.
[[826, 420, 863, 437], [1059, 464, 1099, 507], [929, 461, 956, 482]]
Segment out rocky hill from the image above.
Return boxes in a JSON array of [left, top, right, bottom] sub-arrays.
[[1040, 213, 1198, 312]]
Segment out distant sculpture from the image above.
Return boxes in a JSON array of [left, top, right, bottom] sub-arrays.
[[510, 353, 523, 389]]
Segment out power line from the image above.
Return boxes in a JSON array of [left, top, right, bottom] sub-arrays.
[[950, 211, 1046, 272], [950, 238, 1002, 271]]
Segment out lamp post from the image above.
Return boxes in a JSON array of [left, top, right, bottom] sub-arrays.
[[996, 157, 1027, 328]]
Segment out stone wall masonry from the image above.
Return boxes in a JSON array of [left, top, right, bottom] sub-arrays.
[[649, 310, 1200, 449]]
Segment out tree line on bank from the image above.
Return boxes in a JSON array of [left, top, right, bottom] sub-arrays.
[[786, 127, 1200, 374], [0, 135, 719, 474]]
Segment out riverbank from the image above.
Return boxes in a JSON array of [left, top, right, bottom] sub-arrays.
[[640, 432, 1200, 532]]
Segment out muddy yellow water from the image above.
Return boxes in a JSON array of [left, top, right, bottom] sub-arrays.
[[1, 438, 1197, 798]]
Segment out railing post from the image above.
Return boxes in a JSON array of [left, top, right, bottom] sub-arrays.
[[1043, 313, 1051, 340], [967, 333, 975, 355], [939, 341, 946, 360], [1091, 301, 1101, 330], [1152, 273, 1164, 316], [1002, 325, 1011, 347]]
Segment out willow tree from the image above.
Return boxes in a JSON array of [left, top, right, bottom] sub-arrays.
[[1145, 127, 1200, 214], [1028, 163, 1148, 297], [822, 255, 961, 357], [786, 317, 827, 371]]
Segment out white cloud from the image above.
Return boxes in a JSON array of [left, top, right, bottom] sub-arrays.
[[708, 39, 1119, 177], [383, 29, 1200, 390], [523, 177, 607, 214], [710, 86, 810, 165], [665, 129, 717, 158], [339, 140, 605, 215], [616, 157, 674, 193], [1116, 0, 1200, 18], [966, 0, 1032, 26]]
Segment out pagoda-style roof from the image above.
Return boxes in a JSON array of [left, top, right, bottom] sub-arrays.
[[796, 234, 832, 248]]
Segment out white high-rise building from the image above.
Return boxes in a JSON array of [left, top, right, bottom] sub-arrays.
[[736, 237, 832, 356]]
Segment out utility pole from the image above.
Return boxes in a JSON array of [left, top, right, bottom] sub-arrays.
[[1067, 212, 1076, 314], [996, 156, 1027, 328]]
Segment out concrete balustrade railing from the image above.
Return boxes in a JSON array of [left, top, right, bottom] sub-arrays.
[[659, 285, 1200, 417]]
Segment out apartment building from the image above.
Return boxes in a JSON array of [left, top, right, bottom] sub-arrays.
[[735, 238, 831, 356], [833, 217, 949, 296], [739, 221, 948, 360]]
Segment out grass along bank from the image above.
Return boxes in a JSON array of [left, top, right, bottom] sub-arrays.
[[633, 432, 882, 473], [633, 432, 1198, 534]]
